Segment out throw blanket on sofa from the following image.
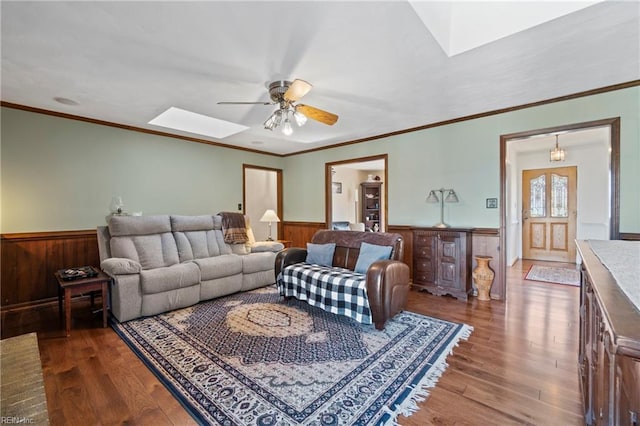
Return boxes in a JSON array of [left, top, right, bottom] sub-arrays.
[[277, 263, 372, 324], [219, 212, 248, 244]]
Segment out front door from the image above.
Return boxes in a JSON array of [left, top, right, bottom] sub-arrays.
[[522, 166, 577, 262]]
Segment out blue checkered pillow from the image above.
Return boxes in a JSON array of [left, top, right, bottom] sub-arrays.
[[354, 242, 392, 273]]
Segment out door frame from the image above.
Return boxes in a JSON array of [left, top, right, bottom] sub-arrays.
[[325, 154, 388, 230], [499, 117, 620, 298], [243, 164, 283, 240]]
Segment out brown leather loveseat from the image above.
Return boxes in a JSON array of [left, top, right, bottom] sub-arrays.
[[275, 230, 410, 330]]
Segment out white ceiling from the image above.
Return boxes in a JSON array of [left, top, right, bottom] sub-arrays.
[[1, 1, 638, 156]]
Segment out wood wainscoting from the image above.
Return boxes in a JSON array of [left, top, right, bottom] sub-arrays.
[[1, 230, 99, 310], [0, 223, 505, 311], [281, 221, 326, 249]]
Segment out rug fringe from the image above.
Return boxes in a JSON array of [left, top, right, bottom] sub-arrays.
[[384, 324, 474, 425]]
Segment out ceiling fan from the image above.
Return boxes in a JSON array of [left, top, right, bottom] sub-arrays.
[[217, 79, 339, 135]]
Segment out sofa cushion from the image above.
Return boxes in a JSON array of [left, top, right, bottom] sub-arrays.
[[140, 262, 200, 295], [306, 243, 336, 267], [109, 215, 171, 236], [354, 242, 392, 274], [242, 252, 276, 274], [229, 243, 250, 255], [194, 254, 243, 281], [251, 241, 284, 253], [170, 215, 214, 232], [111, 233, 180, 270], [174, 230, 221, 261]]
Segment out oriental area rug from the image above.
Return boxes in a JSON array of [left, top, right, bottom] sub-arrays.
[[525, 265, 580, 287], [112, 286, 472, 425]]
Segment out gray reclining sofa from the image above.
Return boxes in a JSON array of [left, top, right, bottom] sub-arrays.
[[97, 214, 283, 322]]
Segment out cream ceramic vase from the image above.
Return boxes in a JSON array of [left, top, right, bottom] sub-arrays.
[[473, 255, 495, 301]]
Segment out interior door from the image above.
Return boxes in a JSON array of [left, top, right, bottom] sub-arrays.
[[522, 166, 577, 262]]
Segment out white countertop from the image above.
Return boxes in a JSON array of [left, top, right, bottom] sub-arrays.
[[588, 239, 640, 311]]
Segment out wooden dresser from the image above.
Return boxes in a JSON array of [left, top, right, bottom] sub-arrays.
[[577, 240, 640, 425], [412, 227, 472, 301]]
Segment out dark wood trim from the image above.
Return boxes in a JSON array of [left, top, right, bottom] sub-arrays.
[[242, 164, 284, 240], [620, 233, 640, 241], [5, 81, 638, 159], [387, 225, 413, 231], [283, 80, 640, 157], [0, 101, 282, 157], [281, 221, 326, 227], [1, 229, 96, 241], [325, 154, 388, 233], [499, 117, 621, 302], [0, 297, 59, 313], [471, 228, 500, 236]]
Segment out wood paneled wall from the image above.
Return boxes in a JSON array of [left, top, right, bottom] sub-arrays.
[[10, 223, 632, 310], [281, 221, 326, 249], [1, 230, 99, 310]]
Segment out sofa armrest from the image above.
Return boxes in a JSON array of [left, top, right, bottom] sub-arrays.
[[251, 241, 285, 253], [275, 248, 307, 277], [101, 257, 142, 276], [365, 260, 410, 330]]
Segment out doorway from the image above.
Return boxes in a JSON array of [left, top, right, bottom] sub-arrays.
[[499, 118, 620, 300], [325, 155, 388, 231], [243, 164, 283, 241], [522, 166, 577, 262]]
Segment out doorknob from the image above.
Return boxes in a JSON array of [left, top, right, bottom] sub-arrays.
[[522, 210, 529, 220]]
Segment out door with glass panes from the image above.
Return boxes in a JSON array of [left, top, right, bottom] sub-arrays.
[[522, 166, 577, 262]]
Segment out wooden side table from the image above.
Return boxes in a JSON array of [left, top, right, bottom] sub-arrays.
[[54, 267, 110, 337]]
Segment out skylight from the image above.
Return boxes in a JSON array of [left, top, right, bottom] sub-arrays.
[[148, 107, 248, 139], [409, 1, 603, 57]]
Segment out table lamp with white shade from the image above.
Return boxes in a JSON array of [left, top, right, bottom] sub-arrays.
[[259, 209, 281, 241]]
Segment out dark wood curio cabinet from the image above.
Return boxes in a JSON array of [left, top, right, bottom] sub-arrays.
[[360, 182, 382, 232]]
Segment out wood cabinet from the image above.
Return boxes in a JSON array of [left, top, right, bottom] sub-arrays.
[[412, 227, 472, 301], [360, 182, 382, 232], [577, 241, 640, 425]]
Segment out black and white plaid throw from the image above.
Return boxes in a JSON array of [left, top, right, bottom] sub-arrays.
[[277, 263, 372, 324]]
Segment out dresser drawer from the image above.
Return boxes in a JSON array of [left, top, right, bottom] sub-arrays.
[[414, 245, 433, 258], [413, 271, 434, 284], [414, 259, 433, 273], [414, 233, 434, 246]]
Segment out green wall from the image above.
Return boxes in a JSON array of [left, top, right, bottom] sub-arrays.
[[2, 86, 638, 234], [1, 108, 283, 232], [284, 87, 640, 232]]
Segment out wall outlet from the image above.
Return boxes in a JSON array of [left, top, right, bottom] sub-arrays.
[[237, 203, 242, 211]]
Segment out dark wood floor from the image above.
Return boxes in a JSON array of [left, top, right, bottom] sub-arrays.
[[1, 259, 584, 425]]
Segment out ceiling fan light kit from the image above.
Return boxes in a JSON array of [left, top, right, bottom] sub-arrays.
[[218, 79, 338, 136]]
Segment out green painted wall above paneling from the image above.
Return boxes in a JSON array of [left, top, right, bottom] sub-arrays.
[[1, 108, 283, 233], [283, 87, 639, 232], [2, 86, 639, 234]]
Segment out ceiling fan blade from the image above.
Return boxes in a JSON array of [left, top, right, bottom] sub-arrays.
[[217, 101, 273, 105], [284, 79, 312, 102], [296, 104, 338, 126]]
